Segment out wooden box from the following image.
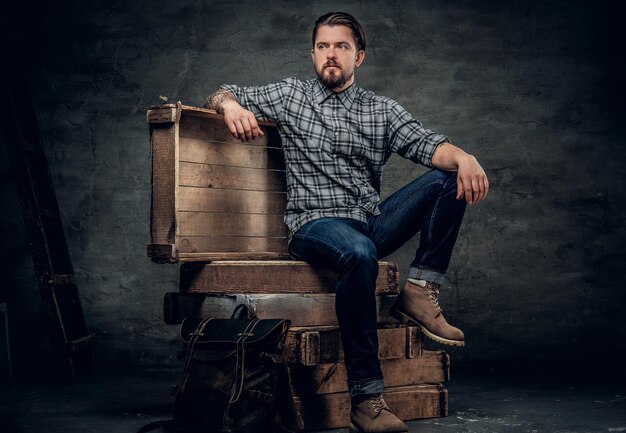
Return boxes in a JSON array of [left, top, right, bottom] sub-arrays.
[[179, 260, 399, 294], [147, 103, 288, 263], [163, 293, 399, 326], [284, 325, 423, 365], [289, 351, 449, 395]]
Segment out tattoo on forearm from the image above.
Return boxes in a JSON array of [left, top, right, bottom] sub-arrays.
[[204, 89, 236, 111]]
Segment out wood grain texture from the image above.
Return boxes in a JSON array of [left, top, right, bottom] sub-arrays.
[[179, 260, 399, 294], [147, 107, 177, 123], [177, 236, 288, 255], [294, 384, 447, 430], [177, 212, 287, 237], [149, 123, 178, 249], [178, 252, 292, 261], [177, 186, 287, 214], [283, 323, 418, 365], [289, 351, 449, 395], [179, 112, 280, 147], [179, 136, 284, 169], [178, 162, 286, 191]]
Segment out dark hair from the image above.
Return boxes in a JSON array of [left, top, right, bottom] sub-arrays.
[[312, 12, 367, 52]]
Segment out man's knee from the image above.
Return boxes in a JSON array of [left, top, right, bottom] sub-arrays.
[[339, 239, 378, 270]]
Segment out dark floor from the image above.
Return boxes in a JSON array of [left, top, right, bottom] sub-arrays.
[[1, 367, 625, 433]]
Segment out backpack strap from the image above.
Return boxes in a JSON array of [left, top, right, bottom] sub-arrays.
[[228, 318, 262, 404], [172, 318, 213, 400]]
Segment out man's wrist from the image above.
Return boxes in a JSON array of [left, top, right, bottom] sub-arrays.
[[204, 89, 239, 114], [219, 99, 241, 115]]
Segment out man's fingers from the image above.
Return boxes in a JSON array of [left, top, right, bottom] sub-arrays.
[[247, 115, 265, 140], [241, 118, 253, 142], [233, 120, 246, 141], [225, 119, 239, 140], [464, 182, 474, 205], [456, 176, 464, 200]]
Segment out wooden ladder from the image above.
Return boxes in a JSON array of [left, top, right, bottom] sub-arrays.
[[1, 34, 95, 382]]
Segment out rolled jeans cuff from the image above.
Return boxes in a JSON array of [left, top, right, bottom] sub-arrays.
[[408, 267, 445, 285], [348, 378, 384, 398]]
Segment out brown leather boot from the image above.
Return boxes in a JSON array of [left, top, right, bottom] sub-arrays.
[[349, 395, 408, 433], [390, 280, 465, 346]]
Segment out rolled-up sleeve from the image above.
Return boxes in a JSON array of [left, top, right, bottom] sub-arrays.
[[220, 78, 293, 123], [386, 100, 449, 167]]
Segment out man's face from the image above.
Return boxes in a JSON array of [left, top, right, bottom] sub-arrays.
[[312, 24, 365, 93]]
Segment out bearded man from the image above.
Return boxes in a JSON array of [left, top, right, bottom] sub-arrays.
[[205, 11, 488, 433]]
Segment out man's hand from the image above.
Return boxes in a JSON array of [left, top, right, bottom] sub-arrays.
[[455, 154, 489, 205], [204, 89, 264, 142], [432, 142, 489, 205], [221, 100, 265, 143]]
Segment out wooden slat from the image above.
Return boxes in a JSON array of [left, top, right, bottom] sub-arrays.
[[179, 136, 284, 169], [289, 351, 449, 395], [283, 323, 416, 365], [177, 186, 286, 214], [294, 384, 447, 430], [179, 113, 280, 147], [162, 293, 399, 326], [179, 162, 286, 191], [147, 107, 177, 124], [180, 260, 399, 295], [177, 211, 287, 237], [177, 105, 275, 126], [177, 236, 288, 255], [150, 123, 178, 246], [178, 252, 292, 261]]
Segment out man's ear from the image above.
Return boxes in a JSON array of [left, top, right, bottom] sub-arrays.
[[311, 49, 315, 63], [355, 50, 365, 68]]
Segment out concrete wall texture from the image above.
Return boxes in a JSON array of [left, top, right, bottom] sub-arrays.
[[2, 0, 625, 374]]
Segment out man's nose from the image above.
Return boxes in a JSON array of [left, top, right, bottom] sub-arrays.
[[326, 47, 336, 58]]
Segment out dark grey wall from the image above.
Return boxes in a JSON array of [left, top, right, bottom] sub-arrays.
[[2, 0, 624, 375]]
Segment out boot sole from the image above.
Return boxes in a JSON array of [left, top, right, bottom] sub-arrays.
[[349, 422, 408, 433], [389, 308, 465, 347]]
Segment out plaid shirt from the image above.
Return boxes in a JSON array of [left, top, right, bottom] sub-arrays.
[[221, 78, 449, 236]]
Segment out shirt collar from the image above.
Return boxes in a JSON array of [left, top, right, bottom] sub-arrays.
[[313, 78, 357, 110]]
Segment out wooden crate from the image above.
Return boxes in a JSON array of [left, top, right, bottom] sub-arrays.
[[147, 103, 288, 263], [294, 384, 447, 431], [289, 351, 449, 395], [163, 293, 399, 326], [284, 325, 422, 365], [179, 260, 399, 294]]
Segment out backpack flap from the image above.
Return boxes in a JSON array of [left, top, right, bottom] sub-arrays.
[[179, 317, 290, 354]]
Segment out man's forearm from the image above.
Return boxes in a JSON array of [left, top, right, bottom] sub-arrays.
[[432, 142, 471, 171], [432, 142, 489, 205], [204, 89, 239, 114]]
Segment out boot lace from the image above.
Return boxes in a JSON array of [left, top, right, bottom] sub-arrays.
[[426, 282, 442, 313], [369, 395, 390, 414]]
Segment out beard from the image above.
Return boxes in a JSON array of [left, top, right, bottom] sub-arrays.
[[316, 63, 352, 90]]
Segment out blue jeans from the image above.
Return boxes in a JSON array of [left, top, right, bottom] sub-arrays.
[[288, 169, 466, 397]]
